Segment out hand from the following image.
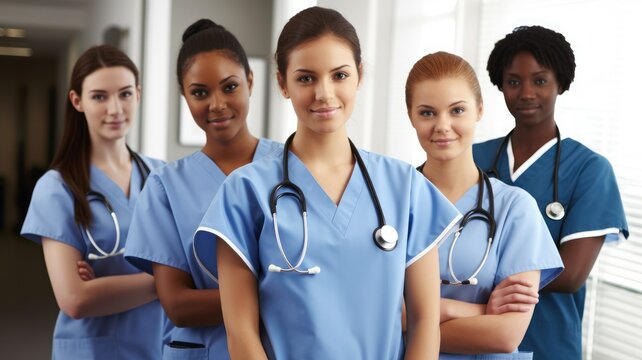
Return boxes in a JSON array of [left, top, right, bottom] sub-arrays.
[[77, 260, 96, 281], [486, 275, 539, 315]]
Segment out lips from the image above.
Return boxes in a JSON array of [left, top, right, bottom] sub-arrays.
[[431, 138, 456, 146], [311, 106, 339, 118], [207, 115, 233, 123]]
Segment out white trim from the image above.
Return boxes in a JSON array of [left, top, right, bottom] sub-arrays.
[[560, 227, 621, 244], [195, 226, 258, 278], [406, 214, 462, 268], [508, 136, 557, 181]]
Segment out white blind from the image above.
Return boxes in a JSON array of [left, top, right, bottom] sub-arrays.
[[472, 1, 642, 359]]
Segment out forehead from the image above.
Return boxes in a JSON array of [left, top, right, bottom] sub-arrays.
[[82, 66, 136, 92], [184, 51, 245, 81], [286, 35, 356, 71], [505, 52, 551, 74], [411, 77, 477, 105]]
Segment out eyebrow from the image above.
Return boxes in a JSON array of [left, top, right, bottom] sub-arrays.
[[416, 100, 468, 109], [293, 64, 352, 73], [87, 85, 134, 93], [506, 70, 550, 77], [188, 75, 240, 88]]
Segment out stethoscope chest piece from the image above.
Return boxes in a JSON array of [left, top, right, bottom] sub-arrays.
[[374, 224, 399, 251], [546, 201, 565, 220]]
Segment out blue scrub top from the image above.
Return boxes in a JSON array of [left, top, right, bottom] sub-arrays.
[[473, 136, 629, 360], [438, 177, 564, 360], [195, 148, 462, 360], [21, 155, 165, 360], [124, 138, 281, 360]]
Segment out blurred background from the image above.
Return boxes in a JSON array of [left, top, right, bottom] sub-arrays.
[[0, 0, 640, 358]]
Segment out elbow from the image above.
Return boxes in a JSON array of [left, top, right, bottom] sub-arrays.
[[488, 327, 526, 353], [58, 295, 90, 320], [162, 301, 188, 327]]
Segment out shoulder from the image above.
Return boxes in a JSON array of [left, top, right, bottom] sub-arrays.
[[563, 138, 612, 170], [224, 151, 281, 189], [258, 137, 284, 156], [138, 154, 165, 170], [359, 149, 418, 177], [490, 178, 537, 207], [33, 169, 70, 196]]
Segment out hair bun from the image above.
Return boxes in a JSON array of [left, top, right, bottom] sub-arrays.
[[182, 19, 224, 42]]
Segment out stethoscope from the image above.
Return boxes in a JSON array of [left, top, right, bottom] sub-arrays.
[[486, 126, 564, 221], [267, 132, 399, 275], [418, 164, 496, 286], [85, 148, 150, 260]]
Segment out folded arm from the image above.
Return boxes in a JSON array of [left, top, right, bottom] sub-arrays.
[[43, 238, 157, 319], [439, 270, 540, 354], [152, 263, 222, 328]]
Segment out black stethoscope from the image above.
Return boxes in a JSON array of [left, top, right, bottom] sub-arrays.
[[418, 164, 496, 285], [267, 133, 399, 275], [85, 147, 150, 260], [486, 126, 564, 221]]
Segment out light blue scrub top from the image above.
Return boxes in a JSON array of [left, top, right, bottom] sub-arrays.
[[21, 155, 165, 360], [438, 177, 564, 360], [473, 136, 628, 360], [124, 138, 281, 360], [194, 148, 462, 360]]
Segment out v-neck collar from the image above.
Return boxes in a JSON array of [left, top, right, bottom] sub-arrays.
[[286, 149, 366, 236], [507, 136, 558, 182], [196, 138, 273, 181], [89, 157, 142, 208]]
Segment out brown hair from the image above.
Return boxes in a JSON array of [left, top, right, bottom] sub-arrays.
[[405, 51, 482, 112], [275, 6, 362, 82], [50, 45, 139, 228]]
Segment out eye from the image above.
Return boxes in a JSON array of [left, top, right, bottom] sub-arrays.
[[535, 78, 547, 86], [297, 74, 314, 83], [506, 79, 519, 87], [334, 72, 349, 80], [91, 94, 106, 101], [223, 83, 239, 93], [452, 107, 465, 115], [190, 88, 208, 98], [419, 109, 435, 117], [120, 90, 133, 99]]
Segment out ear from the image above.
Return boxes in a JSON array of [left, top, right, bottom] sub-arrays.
[[135, 85, 142, 103], [477, 102, 484, 122], [246, 70, 254, 97], [69, 90, 83, 112], [357, 63, 364, 87], [277, 72, 289, 99]]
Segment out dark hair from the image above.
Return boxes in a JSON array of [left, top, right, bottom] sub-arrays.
[[275, 6, 362, 81], [50, 45, 139, 228], [176, 19, 250, 89], [486, 25, 575, 93], [405, 51, 482, 112]]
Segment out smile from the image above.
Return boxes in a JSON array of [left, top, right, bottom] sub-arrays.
[[311, 107, 339, 118]]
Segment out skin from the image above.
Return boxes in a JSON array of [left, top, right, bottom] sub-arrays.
[[151, 50, 259, 328], [47, 66, 157, 319], [409, 75, 540, 354], [500, 51, 605, 293], [218, 34, 441, 360]]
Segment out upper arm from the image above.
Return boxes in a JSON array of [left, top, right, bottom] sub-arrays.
[[42, 238, 85, 317], [152, 263, 195, 308], [545, 235, 604, 293]]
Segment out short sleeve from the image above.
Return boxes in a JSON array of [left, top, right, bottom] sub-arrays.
[[194, 175, 264, 278], [561, 156, 628, 243], [406, 172, 461, 267], [125, 174, 186, 274], [20, 171, 85, 252], [496, 190, 564, 289]]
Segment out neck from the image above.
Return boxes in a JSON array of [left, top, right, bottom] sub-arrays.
[[290, 127, 352, 167], [91, 138, 130, 167], [512, 121, 557, 153], [202, 129, 258, 175], [422, 155, 478, 203]]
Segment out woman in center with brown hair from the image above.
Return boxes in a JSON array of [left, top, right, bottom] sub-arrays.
[[405, 51, 563, 359], [194, 6, 461, 360]]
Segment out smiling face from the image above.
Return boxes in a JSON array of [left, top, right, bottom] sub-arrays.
[[502, 51, 561, 129], [409, 76, 482, 164], [278, 35, 361, 136], [70, 66, 139, 144], [182, 50, 253, 143]]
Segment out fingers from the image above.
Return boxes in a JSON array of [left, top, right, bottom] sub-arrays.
[[77, 260, 96, 281]]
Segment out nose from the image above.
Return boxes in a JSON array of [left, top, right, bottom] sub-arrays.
[[107, 97, 123, 115], [434, 114, 451, 133], [209, 93, 225, 112], [519, 81, 536, 100], [315, 78, 334, 102]]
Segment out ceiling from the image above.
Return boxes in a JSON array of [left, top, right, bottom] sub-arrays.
[[0, 0, 87, 57]]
